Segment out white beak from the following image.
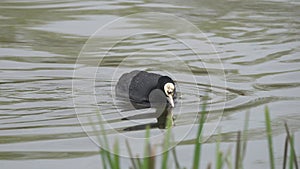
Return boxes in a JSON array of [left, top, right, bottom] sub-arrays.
[[167, 95, 175, 108]]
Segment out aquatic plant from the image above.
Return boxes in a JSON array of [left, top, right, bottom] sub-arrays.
[[92, 105, 298, 169]]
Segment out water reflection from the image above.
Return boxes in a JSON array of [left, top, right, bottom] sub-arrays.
[[0, 0, 300, 168]]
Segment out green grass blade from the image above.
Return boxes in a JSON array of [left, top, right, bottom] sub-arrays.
[[125, 140, 138, 169], [192, 97, 207, 169], [143, 125, 151, 169], [216, 152, 223, 169], [172, 146, 181, 169], [95, 113, 115, 169], [216, 132, 223, 169], [142, 154, 150, 169], [96, 113, 110, 150], [113, 139, 120, 169], [88, 116, 103, 146], [289, 135, 294, 169], [169, 133, 181, 169], [285, 122, 298, 169], [283, 135, 288, 169], [264, 106, 275, 169], [100, 149, 108, 169], [161, 114, 172, 169], [104, 149, 115, 169], [88, 116, 112, 169], [161, 145, 169, 169], [149, 148, 156, 169], [241, 111, 250, 161], [136, 155, 142, 169], [235, 131, 241, 169], [225, 147, 233, 169]]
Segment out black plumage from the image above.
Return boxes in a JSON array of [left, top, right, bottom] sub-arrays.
[[115, 70, 176, 129]]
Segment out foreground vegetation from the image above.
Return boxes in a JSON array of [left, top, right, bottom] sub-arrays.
[[92, 104, 298, 169]]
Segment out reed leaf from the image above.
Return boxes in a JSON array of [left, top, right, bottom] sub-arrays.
[[161, 114, 173, 169], [283, 135, 288, 169], [125, 140, 138, 169], [264, 106, 275, 169], [285, 123, 298, 169], [192, 97, 207, 169]]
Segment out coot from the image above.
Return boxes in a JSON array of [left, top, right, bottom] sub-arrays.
[[115, 70, 176, 129]]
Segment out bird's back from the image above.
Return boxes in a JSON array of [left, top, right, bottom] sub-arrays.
[[129, 71, 161, 103], [115, 70, 162, 108]]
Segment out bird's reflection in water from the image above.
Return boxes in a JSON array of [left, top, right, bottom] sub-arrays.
[[120, 105, 174, 131]]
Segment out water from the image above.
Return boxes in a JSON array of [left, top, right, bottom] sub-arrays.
[[1, 0, 299, 168]]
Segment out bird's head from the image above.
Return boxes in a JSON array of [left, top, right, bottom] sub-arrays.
[[164, 82, 175, 107], [158, 76, 175, 108]]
